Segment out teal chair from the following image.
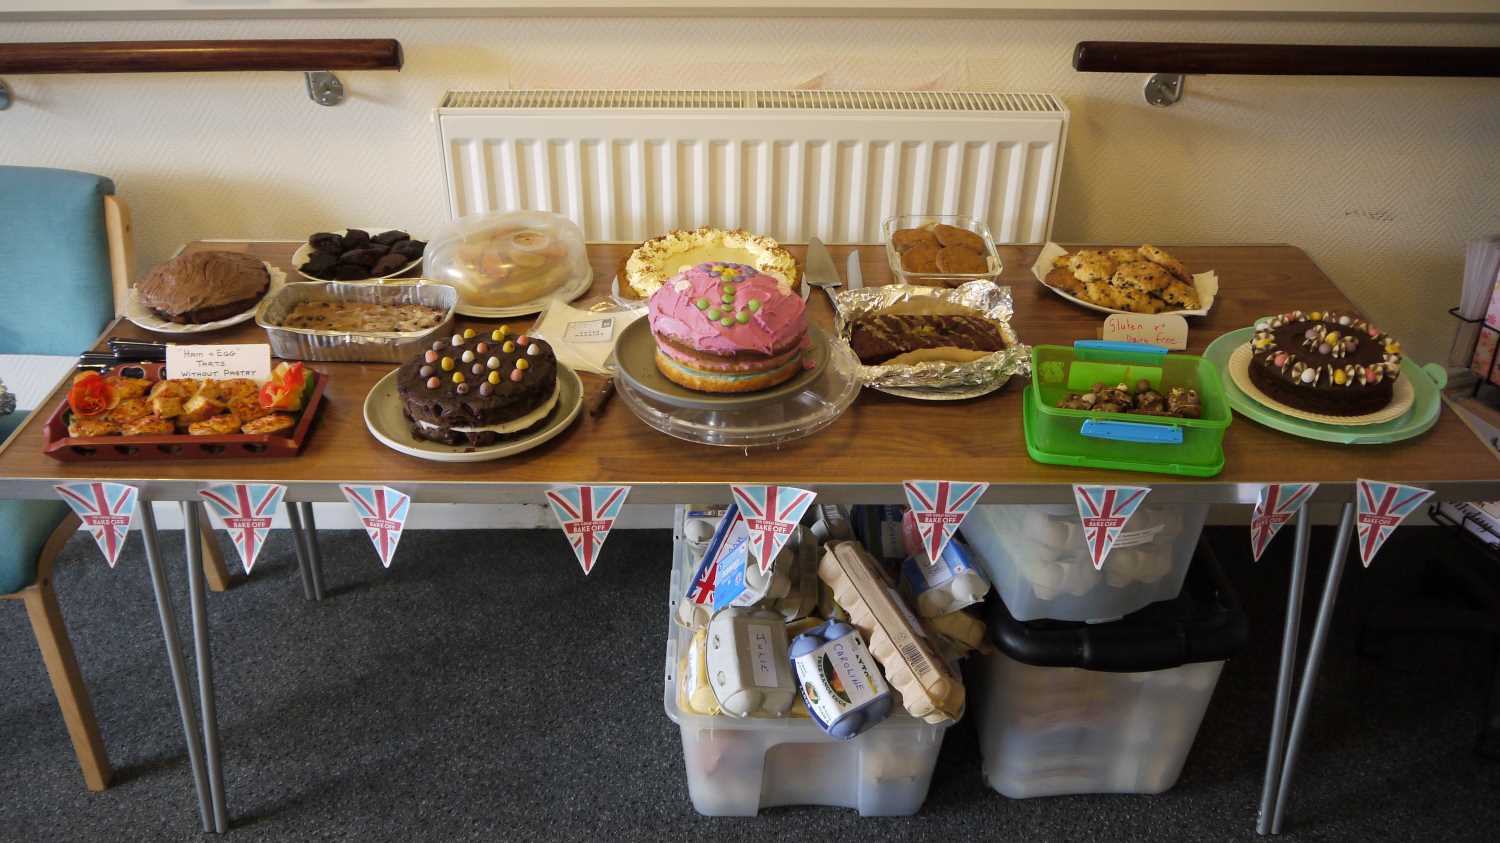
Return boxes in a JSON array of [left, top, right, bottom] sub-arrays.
[[0, 165, 125, 791]]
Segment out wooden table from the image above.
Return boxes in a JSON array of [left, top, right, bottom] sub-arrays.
[[0, 241, 1495, 505], [3, 241, 1496, 836]]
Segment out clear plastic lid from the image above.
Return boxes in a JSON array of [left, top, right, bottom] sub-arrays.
[[422, 210, 590, 313]]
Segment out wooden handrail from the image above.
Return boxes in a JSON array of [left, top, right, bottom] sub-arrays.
[[1074, 42, 1500, 78], [0, 39, 402, 74]]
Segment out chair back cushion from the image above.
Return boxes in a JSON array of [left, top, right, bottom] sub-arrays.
[[0, 167, 117, 355]]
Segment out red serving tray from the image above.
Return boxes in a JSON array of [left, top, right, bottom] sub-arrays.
[[42, 362, 328, 462]]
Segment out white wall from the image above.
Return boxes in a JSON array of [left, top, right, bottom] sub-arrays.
[[4, 14, 1499, 365]]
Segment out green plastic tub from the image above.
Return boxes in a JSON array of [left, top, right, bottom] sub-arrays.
[[1024, 341, 1231, 477]]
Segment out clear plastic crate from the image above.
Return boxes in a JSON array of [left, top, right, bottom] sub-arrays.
[[973, 651, 1224, 798], [663, 507, 949, 817], [963, 502, 1208, 622]]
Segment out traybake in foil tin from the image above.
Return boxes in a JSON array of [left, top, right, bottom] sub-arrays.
[[255, 280, 458, 363]]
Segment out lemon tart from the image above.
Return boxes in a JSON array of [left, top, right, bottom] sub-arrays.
[[624, 227, 799, 299]]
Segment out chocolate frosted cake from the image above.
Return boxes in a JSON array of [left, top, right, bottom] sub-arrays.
[[847, 314, 1008, 366], [1248, 310, 1403, 416], [396, 326, 559, 446], [136, 251, 270, 324]]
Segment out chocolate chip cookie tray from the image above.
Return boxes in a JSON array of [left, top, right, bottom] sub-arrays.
[[43, 363, 329, 463], [883, 214, 1004, 288], [255, 280, 458, 363]]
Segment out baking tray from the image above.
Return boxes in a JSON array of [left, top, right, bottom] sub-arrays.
[[254, 280, 457, 363], [43, 362, 328, 462]]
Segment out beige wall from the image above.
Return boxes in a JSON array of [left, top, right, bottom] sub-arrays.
[[4, 15, 1498, 363]]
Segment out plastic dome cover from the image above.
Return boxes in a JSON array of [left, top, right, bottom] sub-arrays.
[[422, 210, 589, 309]]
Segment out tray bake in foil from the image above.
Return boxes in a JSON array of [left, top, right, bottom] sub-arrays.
[[255, 280, 457, 363], [832, 281, 1030, 391]]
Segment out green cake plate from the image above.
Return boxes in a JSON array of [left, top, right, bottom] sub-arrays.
[[1202, 326, 1445, 445]]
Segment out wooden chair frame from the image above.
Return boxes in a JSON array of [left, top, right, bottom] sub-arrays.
[[0, 513, 110, 791]]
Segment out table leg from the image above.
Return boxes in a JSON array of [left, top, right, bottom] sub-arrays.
[[298, 502, 326, 602], [1272, 502, 1356, 835], [1256, 511, 1312, 835], [182, 502, 229, 833], [138, 502, 213, 833], [284, 503, 316, 601]]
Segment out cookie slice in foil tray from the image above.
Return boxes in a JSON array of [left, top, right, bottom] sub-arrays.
[[831, 280, 1030, 395]]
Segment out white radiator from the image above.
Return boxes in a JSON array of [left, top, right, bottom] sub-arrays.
[[435, 90, 1069, 245]]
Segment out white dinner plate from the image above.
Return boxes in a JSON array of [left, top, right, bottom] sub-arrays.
[[124, 262, 286, 334], [362, 363, 583, 462], [291, 227, 423, 283]]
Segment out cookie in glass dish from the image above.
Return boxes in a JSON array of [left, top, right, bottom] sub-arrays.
[[396, 326, 559, 446]]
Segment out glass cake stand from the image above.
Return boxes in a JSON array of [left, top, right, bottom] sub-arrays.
[[614, 340, 861, 449]]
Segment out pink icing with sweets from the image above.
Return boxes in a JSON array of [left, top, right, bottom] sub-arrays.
[[647, 262, 806, 357]]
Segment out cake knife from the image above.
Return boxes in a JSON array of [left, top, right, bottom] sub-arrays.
[[804, 237, 843, 311]]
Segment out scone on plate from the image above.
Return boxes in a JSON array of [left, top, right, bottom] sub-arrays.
[[1045, 244, 1201, 314]]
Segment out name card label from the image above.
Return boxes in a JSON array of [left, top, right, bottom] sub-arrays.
[[1102, 313, 1188, 350], [166, 344, 271, 381]]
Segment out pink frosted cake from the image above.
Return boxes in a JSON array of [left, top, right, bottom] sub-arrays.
[[647, 262, 810, 393]]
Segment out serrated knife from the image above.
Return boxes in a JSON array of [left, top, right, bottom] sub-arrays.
[[804, 237, 843, 310]]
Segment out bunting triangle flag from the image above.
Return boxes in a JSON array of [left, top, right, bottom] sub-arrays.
[[1250, 483, 1319, 562], [902, 480, 989, 563], [198, 483, 286, 574], [1355, 479, 1433, 567], [340, 485, 412, 569], [545, 485, 631, 575], [54, 482, 139, 569], [729, 484, 817, 574], [1073, 485, 1152, 569]]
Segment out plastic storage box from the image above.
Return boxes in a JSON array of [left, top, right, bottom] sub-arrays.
[[972, 540, 1247, 798], [664, 508, 950, 817], [963, 501, 1209, 623], [1024, 341, 1231, 477]]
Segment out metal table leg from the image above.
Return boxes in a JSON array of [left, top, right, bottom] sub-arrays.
[[1257, 512, 1312, 834], [138, 502, 214, 833], [285, 502, 316, 601], [183, 502, 229, 833], [1272, 502, 1357, 834], [298, 502, 326, 601]]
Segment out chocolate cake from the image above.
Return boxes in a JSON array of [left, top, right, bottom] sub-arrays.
[[136, 251, 270, 324], [1247, 310, 1402, 416], [847, 314, 1008, 365], [396, 327, 559, 447]]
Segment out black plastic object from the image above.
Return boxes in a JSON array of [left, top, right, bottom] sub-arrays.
[[986, 538, 1248, 673]]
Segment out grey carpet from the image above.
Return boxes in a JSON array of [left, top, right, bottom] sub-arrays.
[[0, 525, 1497, 842]]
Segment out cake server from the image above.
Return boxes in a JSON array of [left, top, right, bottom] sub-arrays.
[[804, 237, 843, 310]]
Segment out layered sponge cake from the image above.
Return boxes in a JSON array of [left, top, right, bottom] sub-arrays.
[[647, 262, 810, 393]]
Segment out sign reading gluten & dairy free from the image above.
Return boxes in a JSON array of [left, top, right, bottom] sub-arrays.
[[166, 343, 272, 381], [1101, 313, 1188, 350]]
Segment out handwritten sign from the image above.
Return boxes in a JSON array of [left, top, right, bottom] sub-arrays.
[[1102, 313, 1188, 351], [166, 344, 271, 381]]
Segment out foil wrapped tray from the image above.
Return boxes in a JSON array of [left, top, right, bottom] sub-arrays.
[[255, 280, 457, 363], [832, 281, 1031, 391]]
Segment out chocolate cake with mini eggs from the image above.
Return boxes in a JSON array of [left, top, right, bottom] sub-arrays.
[[646, 262, 812, 393], [1248, 310, 1403, 416], [397, 326, 558, 446]]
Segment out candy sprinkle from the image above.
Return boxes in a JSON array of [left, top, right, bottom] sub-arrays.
[[452, 371, 466, 384], [748, 299, 761, 311], [706, 308, 721, 320], [527, 344, 542, 356], [735, 310, 750, 324], [502, 341, 516, 353], [719, 317, 733, 327], [463, 327, 477, 339], [487, 356, 501, 370], [426, 376, 441, 389], [695, 298, 709, 310]]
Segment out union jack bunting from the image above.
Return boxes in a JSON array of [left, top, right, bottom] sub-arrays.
[[1073, 485, 1151, 569], [545, 485, 631, 575], [903, 480, 989, 563], [1250, 483, 1319, 562], [729, 485, 816, 575], [199, 483, 286, 574], [1355, 479, 1433, 567], [340, 485, 411, 569], [54, 481, 139, 568]]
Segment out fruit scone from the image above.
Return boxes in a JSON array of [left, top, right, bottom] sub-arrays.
[[1044, 244, 1201, 313]]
